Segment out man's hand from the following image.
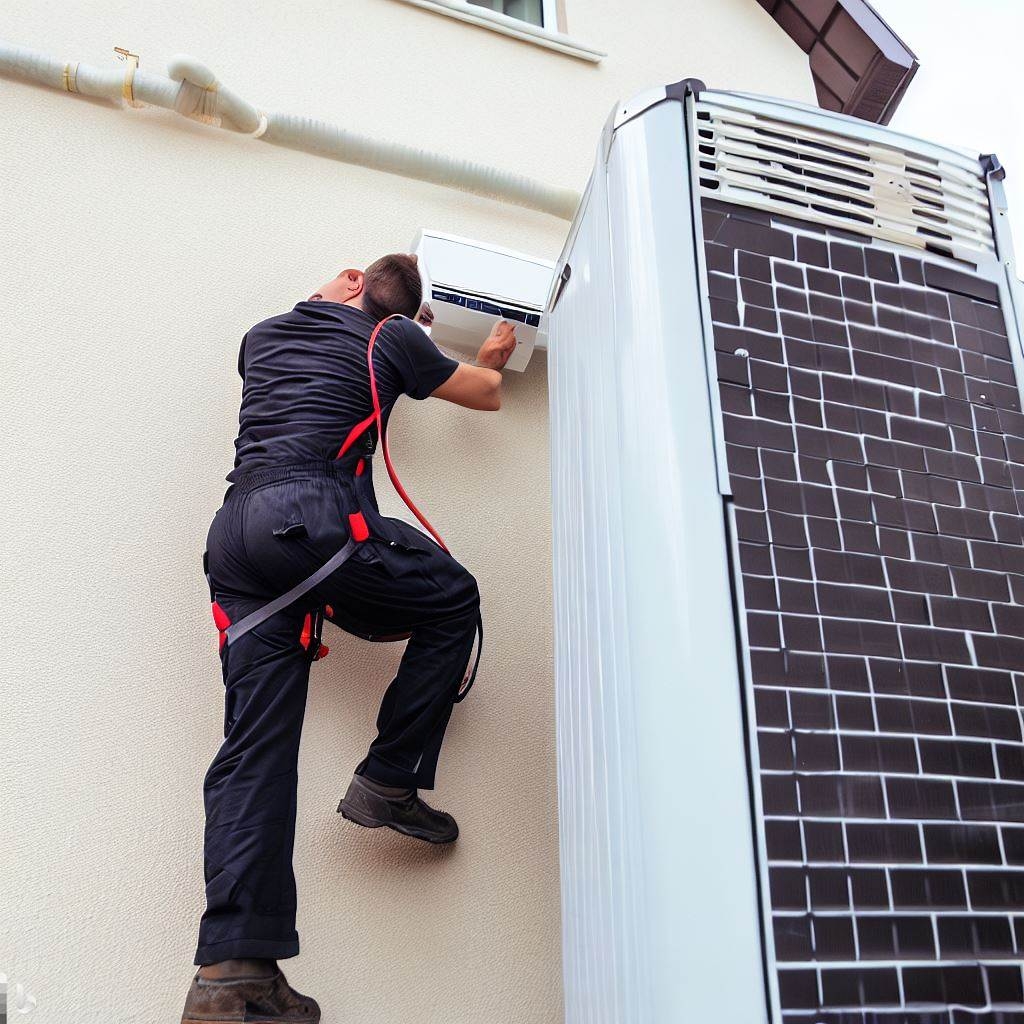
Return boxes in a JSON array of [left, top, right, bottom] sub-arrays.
[[429, 319, 515, 410], [476, 320, 517, 370]]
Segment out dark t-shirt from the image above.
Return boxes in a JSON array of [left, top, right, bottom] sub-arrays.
[[227, 301, 459, 482]]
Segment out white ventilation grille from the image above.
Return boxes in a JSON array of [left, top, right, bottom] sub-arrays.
[[695, 98, 995, 264]]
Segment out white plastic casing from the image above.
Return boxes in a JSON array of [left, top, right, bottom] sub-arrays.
[[410, 229, 554, 371], [545, 97, 768, 1024]]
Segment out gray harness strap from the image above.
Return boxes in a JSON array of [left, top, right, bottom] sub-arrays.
[[224, 537, 359, 646]]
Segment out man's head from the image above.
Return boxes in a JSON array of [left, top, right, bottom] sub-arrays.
[[310, 253, 423, 321]]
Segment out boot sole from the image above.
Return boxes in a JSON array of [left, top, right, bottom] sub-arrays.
[[183, 1017, 319, 1024], [182, 1019, 319, 1024], [338, 801, 458, 844]]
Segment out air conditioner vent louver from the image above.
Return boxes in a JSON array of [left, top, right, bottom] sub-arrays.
[[695, 99, 995, 264]]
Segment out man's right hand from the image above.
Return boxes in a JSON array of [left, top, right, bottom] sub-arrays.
[[476, 320, 517, 370], [429, 319, 515, 411]]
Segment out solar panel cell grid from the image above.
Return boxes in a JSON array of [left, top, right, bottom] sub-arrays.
[[702, 196, 1024, 1019]]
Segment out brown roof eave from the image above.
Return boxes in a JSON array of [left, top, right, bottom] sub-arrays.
[[757, 0, 918, 125]]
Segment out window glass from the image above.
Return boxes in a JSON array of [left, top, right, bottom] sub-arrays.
[[469, 0, 546, 27]]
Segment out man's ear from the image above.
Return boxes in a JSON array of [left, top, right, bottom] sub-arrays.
[[337, 268, 364, 301]]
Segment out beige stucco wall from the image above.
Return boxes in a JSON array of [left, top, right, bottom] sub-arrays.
[[0, 3, 813, 1021]]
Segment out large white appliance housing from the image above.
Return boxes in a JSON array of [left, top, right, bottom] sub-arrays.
[[410, 229, 554, 371], [546, 79, 1024, 1024]]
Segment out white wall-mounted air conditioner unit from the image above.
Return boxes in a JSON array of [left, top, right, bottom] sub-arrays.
[[410, 229, 554, 372]]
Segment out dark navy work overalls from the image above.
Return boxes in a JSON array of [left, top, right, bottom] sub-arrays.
[[194, 401, 480, 966]]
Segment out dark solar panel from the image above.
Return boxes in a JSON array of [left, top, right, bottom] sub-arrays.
[[701, 194, 1024, 1022]]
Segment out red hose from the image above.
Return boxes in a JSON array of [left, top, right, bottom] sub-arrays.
[[360, 314, 482, 701], [366, 315, 450, 553]]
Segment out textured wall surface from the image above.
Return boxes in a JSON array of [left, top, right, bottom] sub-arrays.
[[0, 2, 812, 1021]]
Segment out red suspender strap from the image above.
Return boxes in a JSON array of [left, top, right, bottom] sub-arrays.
[[348, 511, 369, 543], [211, 601, 231, 651], [211, 601, 231, 631], [336, 411, 377, 459], [333, 315, 450, 553]]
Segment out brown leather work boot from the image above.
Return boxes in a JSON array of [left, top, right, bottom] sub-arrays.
[[180, 968, 320, 1023], [338, 773, 459, 844]]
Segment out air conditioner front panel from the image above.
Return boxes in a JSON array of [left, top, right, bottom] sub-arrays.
[[428, 294, 537, 372], [412, 229, 553, 372]]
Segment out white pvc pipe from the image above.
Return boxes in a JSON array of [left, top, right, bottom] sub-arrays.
[[0, 40, 580, 221]]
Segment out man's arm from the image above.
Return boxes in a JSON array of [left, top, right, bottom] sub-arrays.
[[430, 320, 517, 411]]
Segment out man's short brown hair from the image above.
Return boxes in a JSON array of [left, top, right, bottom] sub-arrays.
[[362, 253, 423, 322]]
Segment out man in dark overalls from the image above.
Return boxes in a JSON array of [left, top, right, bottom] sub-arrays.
[[180, 253, 516, 1024]]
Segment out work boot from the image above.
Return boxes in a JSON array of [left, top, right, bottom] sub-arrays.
[[338, 772, 459, 844], [180, 967, 320, 1023]]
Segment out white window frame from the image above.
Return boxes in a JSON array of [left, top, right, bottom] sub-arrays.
[[390, 0, 605, 63]]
